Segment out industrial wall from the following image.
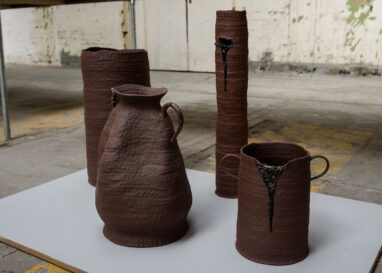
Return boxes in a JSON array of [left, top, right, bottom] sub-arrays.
[[1, 2, 131, 66], [1, 0, 382, 72]]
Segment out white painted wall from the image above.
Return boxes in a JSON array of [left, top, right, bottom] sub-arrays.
[[135, 0, 188, 70], [137, 0, 382, 71], [54, 2, 129, 59], [187, 0, 232, 72], [183, 0, 382, 71], [1, 7, 59, 65], [1, 2, 129, 65], [2, 0, 382, 70]]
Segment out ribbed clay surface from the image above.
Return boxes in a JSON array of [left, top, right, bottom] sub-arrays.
[[215, 10, 248, 198], [236, 143, 312, 265], [96, 84, 192, 247], [81, 47, 151, 186]]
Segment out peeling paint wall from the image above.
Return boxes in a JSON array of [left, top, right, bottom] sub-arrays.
[[1, 2, 131, 66], [2, 0, 382, 70], [180, 0, 382, 71], [1, 7, 59, 65]]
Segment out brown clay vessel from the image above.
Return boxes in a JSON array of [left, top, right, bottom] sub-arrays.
[[96, 84, 192, 247], [221, 143, 329, 265], [81, 47, 150, 186], [215, 10, 248, 198]]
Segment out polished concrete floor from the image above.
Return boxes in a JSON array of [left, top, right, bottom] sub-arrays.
[[0, 64, 381, 272]]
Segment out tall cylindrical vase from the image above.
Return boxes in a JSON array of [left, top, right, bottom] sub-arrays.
[[81, 48, 151, 186], [215, 10, 248, 198]]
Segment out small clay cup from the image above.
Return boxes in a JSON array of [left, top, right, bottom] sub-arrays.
[[221, 142, 329, 265]]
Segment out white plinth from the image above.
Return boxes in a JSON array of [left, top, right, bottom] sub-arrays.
[[0, 169, 381, 273]]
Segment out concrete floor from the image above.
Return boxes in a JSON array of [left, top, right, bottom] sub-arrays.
[[0, 64, 381, 272]]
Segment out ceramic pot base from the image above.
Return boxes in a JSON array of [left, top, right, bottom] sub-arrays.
[[103, 220, 189, 248], [236, 242, 309, 266]]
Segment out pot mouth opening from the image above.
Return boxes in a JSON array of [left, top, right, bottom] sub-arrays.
[[112, 84, 167, 98], [83, 47, 147, 54], [242, 142, 309, 167], [217, 10, 246, 15]]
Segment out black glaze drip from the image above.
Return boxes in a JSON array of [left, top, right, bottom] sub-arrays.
[[215, 37, 233, 91], [256, 163, 286, 232]]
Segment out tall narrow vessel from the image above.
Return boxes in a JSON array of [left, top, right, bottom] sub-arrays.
[[81, 48, 151, 186], [215, 10, 249, 198], [96, 84, 192, 247]]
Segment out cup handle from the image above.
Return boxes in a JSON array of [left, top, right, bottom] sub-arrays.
[[220, 154, 241, 179], [161, 102, 184, 143], [310, 155, 330, 181]]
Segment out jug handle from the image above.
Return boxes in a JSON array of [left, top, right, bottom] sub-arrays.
[[161, 102, 184, 143], [111, 88, 117, 107], [310, 155, 330, 181], [220, 154, 241, 179]]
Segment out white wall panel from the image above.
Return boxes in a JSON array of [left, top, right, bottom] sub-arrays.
[[53, 2, 126, 57], [1, 2, 127, 66], [1, 7, 59, 65], [2, 0, 382, 70], [136, 0, 188, 70], [187, 0, 232, 72]]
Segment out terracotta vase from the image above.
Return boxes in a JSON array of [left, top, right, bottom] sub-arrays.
[[96, 84, 192, 247], [81, 47, 151, 186], [221, 143, 330, 265], [215, 10, 248, 198]]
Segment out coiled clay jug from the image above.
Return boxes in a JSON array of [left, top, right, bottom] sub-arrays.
[[221, 143, 329, 265], [215, 10, 248, 198], [96, 84, 192, 247], [81, 47, 150, 186]]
